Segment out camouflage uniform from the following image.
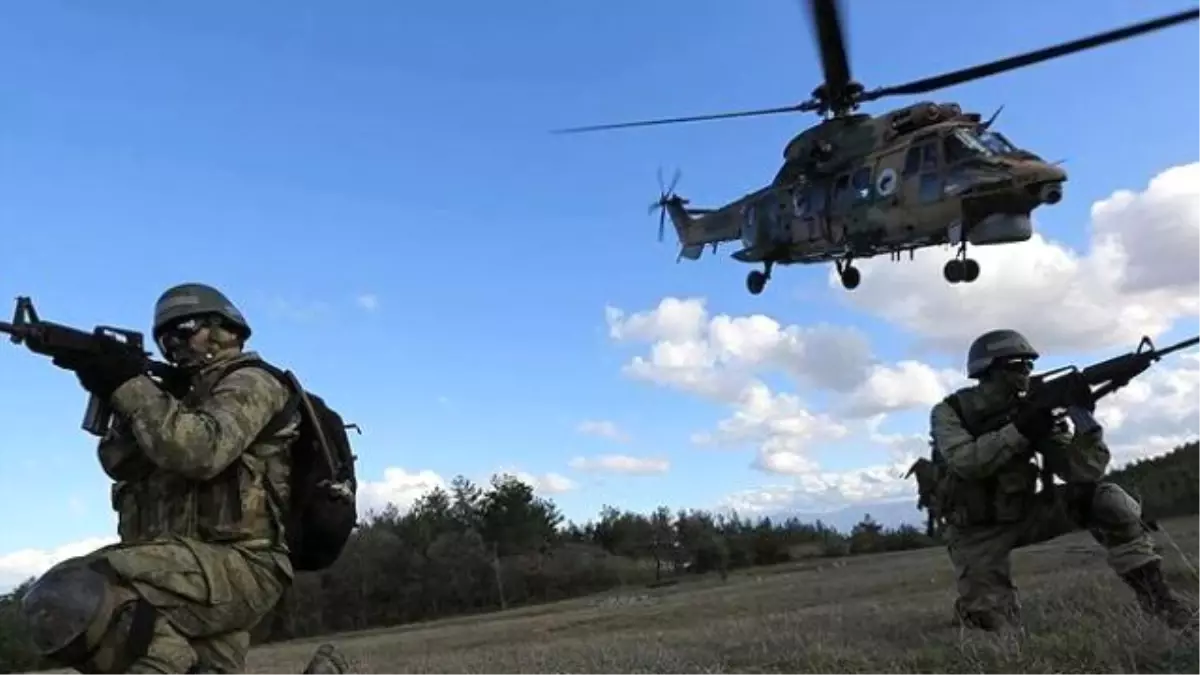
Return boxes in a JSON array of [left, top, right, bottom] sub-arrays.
[[19, 284, 313, 673], [928, 329, 1192, 631]]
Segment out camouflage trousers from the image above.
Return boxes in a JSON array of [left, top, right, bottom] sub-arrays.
[[944, 481, 1157, 629], [26, 536, 289, 673]]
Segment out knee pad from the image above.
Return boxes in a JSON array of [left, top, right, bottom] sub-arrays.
[[20, 561, 111, 658], [20, 560, 159, 672]]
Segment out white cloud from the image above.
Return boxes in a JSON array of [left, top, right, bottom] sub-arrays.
[[501, 470, 577, 494], [355, 293, 380, 312], [692, 381, 848, 475], [840, 361, 966, 419], [839, 162, 1200, 354], [606, 297, 873, 401], [719, 455, 918, 515], [357, 467, 446, 516], [1, 536, 118, 591], [576, 419, 630, 443], [605, 297, 949, 478], [568, 454, 669, 475], [348, 464, 585, 518]]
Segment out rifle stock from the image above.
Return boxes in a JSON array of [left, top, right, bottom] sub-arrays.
[[0, 296, 175, 437]]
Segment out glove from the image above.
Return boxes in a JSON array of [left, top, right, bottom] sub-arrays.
[[52, 343, 146, 399], [1013, 402, 1055, 441]]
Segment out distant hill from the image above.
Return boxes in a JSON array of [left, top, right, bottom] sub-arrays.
[[778, 499, 926, 533]]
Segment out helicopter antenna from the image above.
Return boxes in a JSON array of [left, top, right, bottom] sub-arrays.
[[980, 105, 1005, 131], [552, 1, 1198, 134]]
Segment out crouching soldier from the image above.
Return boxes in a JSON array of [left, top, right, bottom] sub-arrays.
[[926, 329, 1194, 632], [19, 283, 349, 673]]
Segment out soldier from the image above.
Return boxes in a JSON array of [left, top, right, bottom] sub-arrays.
[[18, 283, 347, 673], [928, 329, 1194, 632]]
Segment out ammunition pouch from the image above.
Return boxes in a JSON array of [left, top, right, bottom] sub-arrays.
[[991, 462, 1039, 523]]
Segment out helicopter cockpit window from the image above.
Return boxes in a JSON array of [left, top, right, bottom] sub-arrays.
[[979, 130, 1016, 155], [851, 167, 872, 200], [944, 133, 973, 164], [945, 128, 995, 161]]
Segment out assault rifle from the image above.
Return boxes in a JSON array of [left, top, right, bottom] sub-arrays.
[[0, 296, 176, 437], [1026, 333, 1200, 434]]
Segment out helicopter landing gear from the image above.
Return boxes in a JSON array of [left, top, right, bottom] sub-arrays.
[[835, 258, 861, 290], [746, 262, 773, 295], [943, 243, 980, 284]]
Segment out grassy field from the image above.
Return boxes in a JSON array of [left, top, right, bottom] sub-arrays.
[[248, 517, 1199, 674]]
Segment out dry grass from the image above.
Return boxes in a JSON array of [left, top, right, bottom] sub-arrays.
[[248, 517, 1199, 673]]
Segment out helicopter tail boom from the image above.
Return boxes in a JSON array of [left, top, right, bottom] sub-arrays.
[[667, 200, 744, 262]]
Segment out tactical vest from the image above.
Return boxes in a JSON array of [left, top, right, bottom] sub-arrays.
[[937, 385, 1040, 526], [110, 353, 296, 547]]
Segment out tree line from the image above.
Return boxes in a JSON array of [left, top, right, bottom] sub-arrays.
[[1, 441, 1196, 673]]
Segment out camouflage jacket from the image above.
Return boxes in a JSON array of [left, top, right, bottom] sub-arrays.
[[99, 351, 300, 562], [928, 380, 1111, 524]]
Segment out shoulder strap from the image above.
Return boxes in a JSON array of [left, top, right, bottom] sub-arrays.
[[221, 358, 339, 477], [943, 392, 978, 437]]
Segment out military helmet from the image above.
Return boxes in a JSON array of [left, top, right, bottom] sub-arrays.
[[966, 329, 1039, 378], [153, 283, 251, 340]]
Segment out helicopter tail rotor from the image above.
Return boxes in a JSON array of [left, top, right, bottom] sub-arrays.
[[649, 166, 685, 242]]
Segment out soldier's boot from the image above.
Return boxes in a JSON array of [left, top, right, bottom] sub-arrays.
[[1120, 560, 1196, 630], [954, 597, 1020, 632], [302, 643, 350, 674]]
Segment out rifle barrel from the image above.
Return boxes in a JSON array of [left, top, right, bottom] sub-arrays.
[[1159, 335, 1199, 357]]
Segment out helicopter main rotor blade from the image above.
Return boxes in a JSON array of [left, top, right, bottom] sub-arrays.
[[862, 8, 1199, 101], [808, 0, 852, 100], [551, 103, 812, 134]]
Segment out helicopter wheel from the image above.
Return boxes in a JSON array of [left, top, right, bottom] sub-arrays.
[[943, 258, 980, 284], [839, 265, 861, 290], [746, 270, 768, 295]]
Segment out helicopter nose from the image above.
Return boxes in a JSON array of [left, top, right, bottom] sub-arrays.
[[1039, 182, 1063, 205], [1023, 163, 1066, 206]]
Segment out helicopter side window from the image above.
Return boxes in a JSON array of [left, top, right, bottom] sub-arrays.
[[919, 174, 941, 204], [832, 174, 850, 207], [902, 146, 921, 177], [851, 167, 872, 200], [921, 143, 939, 171], [792, 189, 809, 217], [809, 185, 827, 214]]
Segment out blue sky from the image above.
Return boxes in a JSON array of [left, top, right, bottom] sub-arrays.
[[1, 1, 1197, 586]]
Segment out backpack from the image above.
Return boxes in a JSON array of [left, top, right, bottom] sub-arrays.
[[222, 359, 359, 572], [906, 394, 971, 534]]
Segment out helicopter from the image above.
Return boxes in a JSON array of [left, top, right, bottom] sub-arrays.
[[555, 1, 1199, 295]]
